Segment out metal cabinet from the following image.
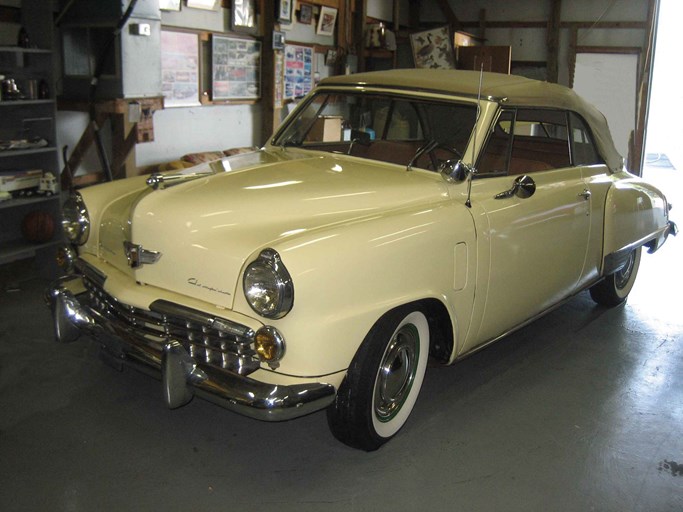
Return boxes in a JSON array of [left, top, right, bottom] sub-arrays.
[[0, 3, 61, 277]]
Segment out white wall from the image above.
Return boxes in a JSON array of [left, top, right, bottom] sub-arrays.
[[57, 2, 336, 172]]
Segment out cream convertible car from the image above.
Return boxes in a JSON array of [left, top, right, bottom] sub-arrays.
[[48, 70, 676, 451]]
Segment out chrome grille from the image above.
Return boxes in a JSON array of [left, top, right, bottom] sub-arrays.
[[82, 277, 260, 375]]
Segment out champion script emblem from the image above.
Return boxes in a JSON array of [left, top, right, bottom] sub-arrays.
[[187, 278, 231, 296]]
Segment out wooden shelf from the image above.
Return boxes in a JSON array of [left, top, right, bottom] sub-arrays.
[[0, 194, 59, 211], [0, 237, 60, 265], [0, 99, 55, 107], [0, 45, 52, 54], [0, 146, 57, 159]]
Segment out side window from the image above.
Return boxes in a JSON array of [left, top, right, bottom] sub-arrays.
[[477, 110, 514, 176], [569, 112, 603, 166], [509, 109, 571, 173]]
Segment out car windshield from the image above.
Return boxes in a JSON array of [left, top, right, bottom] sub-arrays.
[[273, 91, 478, 171]]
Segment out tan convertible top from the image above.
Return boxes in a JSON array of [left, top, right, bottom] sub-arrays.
[[320, 69, 624, 173]]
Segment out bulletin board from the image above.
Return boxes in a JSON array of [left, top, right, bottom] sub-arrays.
[[161, 30, 201, 107], [283, 44, 313, 100], [212, 35, 262, 100]]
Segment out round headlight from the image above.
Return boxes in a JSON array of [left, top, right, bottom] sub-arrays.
[[243, 249, 294, 319], [62, 193, 90, 245]]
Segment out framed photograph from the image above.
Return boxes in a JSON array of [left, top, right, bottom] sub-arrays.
[[159, 0, 181, 11], [231, 0, 256, 33], [297, 3, 312, 24], [212, 35, 262, 100], [273, 30, 285, 50], [161, 30, 201, 107], [284, 43, 313, 100], [316, 6, 337, 36], [410, 26, 455, 69], [186, 0, 217, 10], [278, 0, 292, 23]]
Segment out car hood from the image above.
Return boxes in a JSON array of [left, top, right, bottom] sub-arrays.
[[96, 148, 449, 309]]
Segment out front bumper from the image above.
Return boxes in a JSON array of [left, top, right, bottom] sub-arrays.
[[45, 273, 335, 421]]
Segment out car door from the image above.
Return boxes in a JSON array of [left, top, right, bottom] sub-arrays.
[[464, 108, 592, 350]]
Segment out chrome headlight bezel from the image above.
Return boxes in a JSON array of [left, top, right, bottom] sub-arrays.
[[243, 249, 294, 319], [61, 193, 90, 245]]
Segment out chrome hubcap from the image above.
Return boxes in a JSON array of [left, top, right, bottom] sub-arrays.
[[374, 324, 419, 422], [615, 251, 636, 290]]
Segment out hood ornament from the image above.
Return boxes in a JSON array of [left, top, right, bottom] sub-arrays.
[[123, 241, 162, 268], [146, 169, 216, 190]]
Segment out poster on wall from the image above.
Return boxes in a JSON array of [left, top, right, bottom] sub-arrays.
[[284, 44, 313, 100], [161, 30, 201, 107], [212, 35, 262, 100], [410, 26, 455, 69], [274, 51, 284, 109]]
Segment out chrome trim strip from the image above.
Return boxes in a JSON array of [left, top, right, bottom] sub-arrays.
[[603, 223, 671, 275], [75, 258, 106, 288], [150, 299, 255, 339]]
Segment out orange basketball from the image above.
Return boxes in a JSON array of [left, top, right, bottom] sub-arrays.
[[21, 211, 55, 243]]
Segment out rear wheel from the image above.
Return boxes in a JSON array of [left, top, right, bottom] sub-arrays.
[[590, 247, 641, 307], [327, 306, 429, 451]]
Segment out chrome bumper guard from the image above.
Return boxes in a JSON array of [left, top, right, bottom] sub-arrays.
[[45, 274, 335, 421]]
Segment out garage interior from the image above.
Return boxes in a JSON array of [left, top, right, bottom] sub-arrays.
[[1, 0, 681, 510]]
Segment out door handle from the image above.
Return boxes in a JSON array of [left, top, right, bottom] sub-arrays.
[[578, 189, 591, 200]]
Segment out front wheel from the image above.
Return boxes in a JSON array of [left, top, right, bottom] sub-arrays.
[[327, 306, 430, 451], [590, 247, 641, 307]]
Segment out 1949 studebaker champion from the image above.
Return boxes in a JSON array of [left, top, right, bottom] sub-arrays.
[[47, 70, 676, 451]]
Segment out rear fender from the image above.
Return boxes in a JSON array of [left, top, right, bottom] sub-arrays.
[[602, 178, 669, 274]]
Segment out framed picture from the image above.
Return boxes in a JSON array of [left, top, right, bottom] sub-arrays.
[[273, 30, 285, 50], [297, 3, 312, 24], [212, 35, 262, 100], [231, 0, 256, 33], [161, 30, 201, 107], [283, 44, 313, 100], [410, 26, 455, 69], [316, 6, 337, 36], [186, 0, 217, 10], [159, 0, 181, 11], [278, 0, 292, 23]]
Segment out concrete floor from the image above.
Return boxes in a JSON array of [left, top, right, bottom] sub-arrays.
[[1, 172, 682, 511]]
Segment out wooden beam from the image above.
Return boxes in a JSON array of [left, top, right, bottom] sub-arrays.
[[409, 0, 420, 30], [546, 0, 561, 83], [354, 0, 367, 70], [458, 20, 647, 30], [260, 0, 278, 146], [631, 0, 658, 176], [0, 5, 20, 23], [478, 8, 487, 41], [567, 26, 578, 88], [434, 0, 461, 31]]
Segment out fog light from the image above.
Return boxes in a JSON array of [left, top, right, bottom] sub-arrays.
[[254, 326, 285, 368], [56, 245, 77, 273]]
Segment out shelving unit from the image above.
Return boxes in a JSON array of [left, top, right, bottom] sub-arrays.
[[0, 1, 61, 278]]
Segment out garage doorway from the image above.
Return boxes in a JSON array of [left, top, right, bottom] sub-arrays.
[[643, 0, 682, 206]]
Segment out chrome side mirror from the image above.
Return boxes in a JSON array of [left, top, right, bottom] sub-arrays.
[[494, 175, 536, 200], [439, 160, 472, 183]]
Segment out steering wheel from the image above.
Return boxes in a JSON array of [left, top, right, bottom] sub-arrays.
[[410, 140, 463, 171], [425, 141, 464, 170]]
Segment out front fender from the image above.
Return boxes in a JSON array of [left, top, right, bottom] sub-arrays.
[[232, 201, 477, 377], [603, 176, 670, 274]]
